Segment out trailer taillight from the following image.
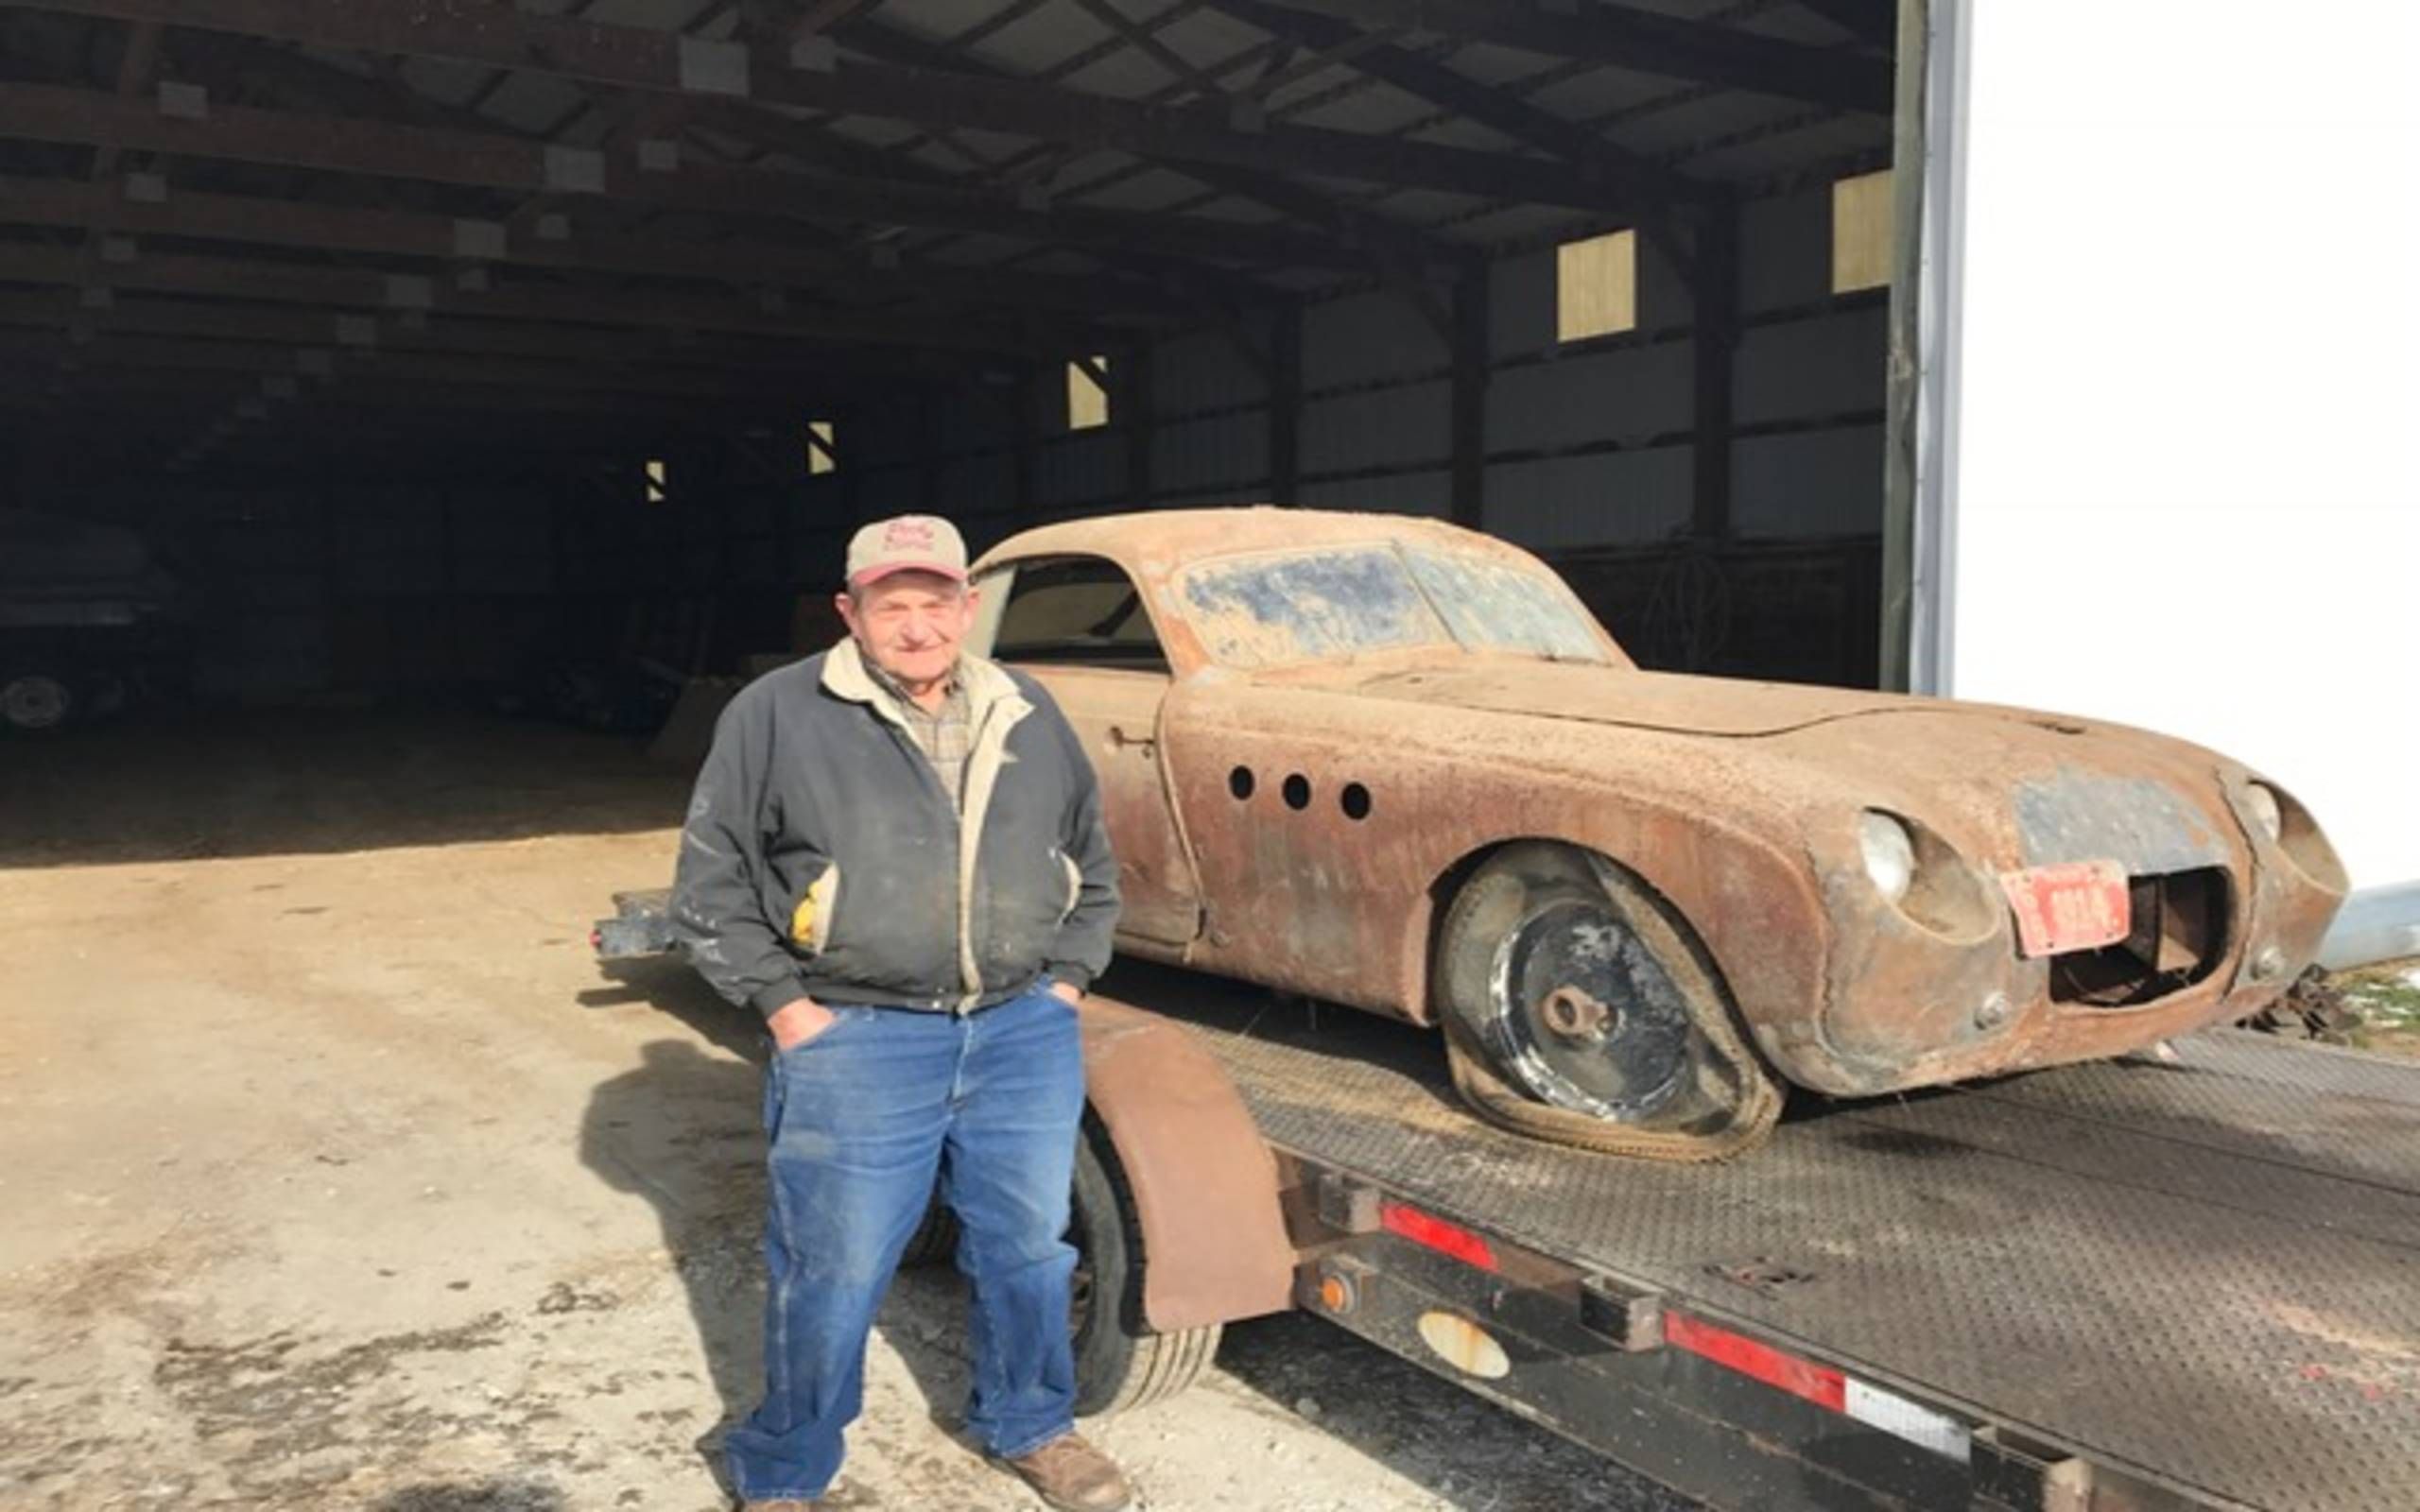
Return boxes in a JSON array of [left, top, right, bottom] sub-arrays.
[[1380, 1201, 1498, 1272], [1666, 1313, 1845, 1410], [1666, 1313, 1972, 1463]]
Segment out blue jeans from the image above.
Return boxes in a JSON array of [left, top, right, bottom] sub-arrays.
[[724, 986, 1085, 1503]]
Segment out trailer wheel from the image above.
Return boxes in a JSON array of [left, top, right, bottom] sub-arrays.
[[1437, 843, 1783, 1160], [1069, 1124, 1221, 1417], [895, 1126, 1222, 1414], [0, 667, 77, 734]]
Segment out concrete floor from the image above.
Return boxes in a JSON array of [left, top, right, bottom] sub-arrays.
[[0, 711, 1690, 1512]]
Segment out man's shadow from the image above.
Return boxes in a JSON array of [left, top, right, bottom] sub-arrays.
[[576, 962, 978, 1493]]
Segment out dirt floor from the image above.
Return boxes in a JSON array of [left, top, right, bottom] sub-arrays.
[[0, 710, 1692, 1512]]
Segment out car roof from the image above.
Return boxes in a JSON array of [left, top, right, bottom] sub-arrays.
[[971, 506, 1509, 575]]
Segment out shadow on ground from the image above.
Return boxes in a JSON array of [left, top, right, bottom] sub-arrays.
[[575, 961, 987, 1498], [0, 707, 684, 868]]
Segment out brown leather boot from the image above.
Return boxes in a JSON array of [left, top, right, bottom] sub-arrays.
[[996, 1432, 1133, 1512]]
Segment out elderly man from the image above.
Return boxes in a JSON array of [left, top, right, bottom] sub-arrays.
[[670, 514, 1128, 1512]]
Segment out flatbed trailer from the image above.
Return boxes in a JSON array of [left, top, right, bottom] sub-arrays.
[[593, 894, 2420, 1511], [1097, 959, 2420, 1512]]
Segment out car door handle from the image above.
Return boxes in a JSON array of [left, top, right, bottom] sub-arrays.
[[1107, 724, 1157, 752]]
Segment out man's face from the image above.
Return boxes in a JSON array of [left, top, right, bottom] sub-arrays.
[[837, 571, 977, 688]]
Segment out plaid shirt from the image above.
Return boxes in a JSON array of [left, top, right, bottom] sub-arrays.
[[866, 659, 972, 809]]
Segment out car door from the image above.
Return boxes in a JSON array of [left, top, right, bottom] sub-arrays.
[[972, 556, 1203, 953]]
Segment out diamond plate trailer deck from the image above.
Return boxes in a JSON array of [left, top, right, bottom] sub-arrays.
[[1091, 959, 2420, 1512]]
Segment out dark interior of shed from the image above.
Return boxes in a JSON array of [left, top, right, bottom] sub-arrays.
[[0, 1, 1901, 734]]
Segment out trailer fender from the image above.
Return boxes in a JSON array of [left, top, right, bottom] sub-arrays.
[[1078, 996, 1297, 1332]]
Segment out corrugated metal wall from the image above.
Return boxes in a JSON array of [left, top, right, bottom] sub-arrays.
[[861, 179, 1885, 564], [64, 449, 825, 701]]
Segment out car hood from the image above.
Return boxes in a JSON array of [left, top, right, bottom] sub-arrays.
[[1331, 662, 1945, 737], [1305, 660, 2262, 878]]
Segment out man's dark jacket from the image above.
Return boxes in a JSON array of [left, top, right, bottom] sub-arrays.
[[670, 639, 1119, 1016]]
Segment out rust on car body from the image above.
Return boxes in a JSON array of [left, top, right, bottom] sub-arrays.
[[976, 508, 2348, 1111]]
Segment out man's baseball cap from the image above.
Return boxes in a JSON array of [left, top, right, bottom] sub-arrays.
[[845, 514, 968, 589]]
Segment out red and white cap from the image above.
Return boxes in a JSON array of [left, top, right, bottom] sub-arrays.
[[844, 513, 968, 589]]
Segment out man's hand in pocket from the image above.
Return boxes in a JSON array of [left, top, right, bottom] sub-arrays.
[[768, 997, 837, 1051]]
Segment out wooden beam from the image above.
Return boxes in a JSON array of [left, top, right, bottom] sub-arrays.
[[0, 175, 1188, 321], [4, 328, 842, 405], [0, 84, 1371, 270], [1236, 0, 1893, 113], [19, 0, 1629, 209], [12, 379, 825, 433], [831, 16, 1459, 277], [0, 239, 1063, 358], [0, 288, 978, 384], [1212, 0, 1702, 279], [1212, 0, 1702, 203]]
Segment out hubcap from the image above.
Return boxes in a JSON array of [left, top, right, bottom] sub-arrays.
[[2, 675, 69, 730], [1489, 898, 1693, 1119]]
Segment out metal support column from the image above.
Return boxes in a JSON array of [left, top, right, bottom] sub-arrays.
[[1690, 201, 1740, 541], [1270, 305, 1302, 506], [1449, 271, 1489, 529], [1124, 342, 1154, 506]]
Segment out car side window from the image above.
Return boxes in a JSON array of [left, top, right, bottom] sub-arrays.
[[989, 557, 1168, 672]]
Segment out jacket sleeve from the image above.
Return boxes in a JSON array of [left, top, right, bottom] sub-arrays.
[[669, 689, 811, 1019], [1042, 700, 1121, 992]]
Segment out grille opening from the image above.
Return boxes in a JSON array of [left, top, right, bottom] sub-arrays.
[[2049, 868, 2232, 1007]]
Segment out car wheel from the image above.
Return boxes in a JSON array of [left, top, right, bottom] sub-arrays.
[[1068, 1123, 1221, 1418], [1436, 842, 1783, 1160], [0, 667, 77, 734]]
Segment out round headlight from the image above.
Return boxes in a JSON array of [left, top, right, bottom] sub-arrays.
[[1859, 811, 1916, 903], [2245, 782, 2284, 843]]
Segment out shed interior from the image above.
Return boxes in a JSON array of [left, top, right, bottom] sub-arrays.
[[0, 0, 1901, 723]]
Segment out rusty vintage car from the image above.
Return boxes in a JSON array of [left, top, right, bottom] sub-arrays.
[[966, 508, 2348, 1159]]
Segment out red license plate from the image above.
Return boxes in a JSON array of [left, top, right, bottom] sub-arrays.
[[1999, 860, 2132, 958]]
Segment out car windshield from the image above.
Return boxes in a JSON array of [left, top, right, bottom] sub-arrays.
[[1401, 547, 1609, 662], [1177, 544, 1609, 669]]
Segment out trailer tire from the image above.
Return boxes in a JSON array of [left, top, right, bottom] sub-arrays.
[[1070, 1124, 1222, 1418], [1437, 843, 1783, 1161], [896, 1126, 1223, 1414]]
